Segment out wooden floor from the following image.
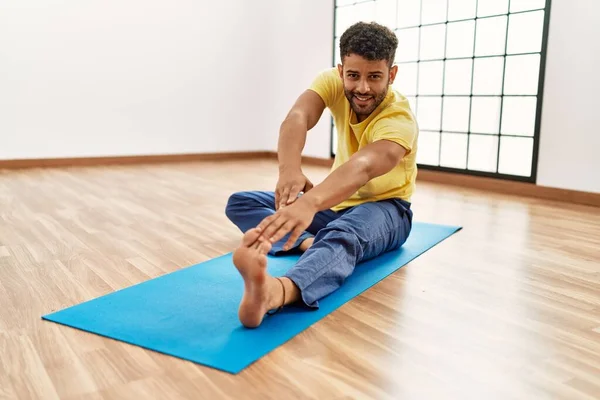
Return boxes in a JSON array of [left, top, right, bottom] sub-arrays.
[[1, 159, 599, 400]]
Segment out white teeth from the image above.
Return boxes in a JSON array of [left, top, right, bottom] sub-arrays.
[[355, 95, 371, 101]]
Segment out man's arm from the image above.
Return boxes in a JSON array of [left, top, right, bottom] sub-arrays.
[[300, 139, 407, 211], [257, 139, 407, 249], [275, 90, 326, 209], [277, 89, 326, 172]]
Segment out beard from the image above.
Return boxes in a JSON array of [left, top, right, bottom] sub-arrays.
[[343, 86, 388, 119]]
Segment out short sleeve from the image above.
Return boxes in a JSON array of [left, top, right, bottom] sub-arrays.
[[370, 108, 418, 154], [308, 68, 343, 108]]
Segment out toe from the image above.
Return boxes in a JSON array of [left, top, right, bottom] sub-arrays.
[[258, 240, 272, 255], [242, 227, 262, 247]]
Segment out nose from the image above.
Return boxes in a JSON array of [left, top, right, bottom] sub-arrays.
[[356, 78, 370, 94]]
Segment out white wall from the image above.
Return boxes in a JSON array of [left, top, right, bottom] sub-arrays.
[[0, 0, 274, 159], [536, 0, 600, 193], [266, 0, 334, 159], [0, 0, 334, 161]]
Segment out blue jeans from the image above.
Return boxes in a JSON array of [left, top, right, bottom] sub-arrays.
[[225, 191, 413, 308]]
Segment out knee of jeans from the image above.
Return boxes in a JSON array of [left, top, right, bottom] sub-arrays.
[[316, 227, 363, 258], [321, 219, 360, 239], [225, 191, 251, 219]]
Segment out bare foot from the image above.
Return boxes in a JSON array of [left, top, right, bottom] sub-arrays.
[[233, 228, 278, 328], [299, 237, 314, 252]]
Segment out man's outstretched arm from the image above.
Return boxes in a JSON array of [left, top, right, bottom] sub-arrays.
[[257, 139, 407, 249], [275, 90, 326, 209], [300, 139, 406, 211]]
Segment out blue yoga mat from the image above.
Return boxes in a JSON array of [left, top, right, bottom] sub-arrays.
[[42, 222, 460, 374]]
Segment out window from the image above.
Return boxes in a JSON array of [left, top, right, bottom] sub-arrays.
[[332, 0, 551, 182]]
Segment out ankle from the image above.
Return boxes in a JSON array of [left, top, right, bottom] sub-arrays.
[[267, 277, 286, 310], [267, 277, 302, 311]]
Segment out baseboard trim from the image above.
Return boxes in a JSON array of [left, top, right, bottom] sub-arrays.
[[300, 155, 334, 167], [2, 152, 598, 207], [0, 151, 274, 169], [415, 169, 600, 208]]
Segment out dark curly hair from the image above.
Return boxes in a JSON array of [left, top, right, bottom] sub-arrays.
[[339, 22, 398, 67]]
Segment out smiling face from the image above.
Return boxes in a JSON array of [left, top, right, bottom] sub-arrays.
[[338, 54, 398, 122]]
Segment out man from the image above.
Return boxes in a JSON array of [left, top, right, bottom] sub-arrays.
[[225, 21, 419, 328]]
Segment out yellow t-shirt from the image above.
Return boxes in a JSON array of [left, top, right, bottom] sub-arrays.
[[309, 67, 419, 212]]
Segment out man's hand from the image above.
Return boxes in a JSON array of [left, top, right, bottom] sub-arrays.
[[275, 170, 314, 210], [256, 196, 317, 251]]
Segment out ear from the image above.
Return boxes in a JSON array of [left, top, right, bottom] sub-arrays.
[[389, 65, 398, 85], [337, 63, 343, 79]]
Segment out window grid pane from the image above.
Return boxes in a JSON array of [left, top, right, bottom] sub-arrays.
[[333, 1, 549, 181]]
